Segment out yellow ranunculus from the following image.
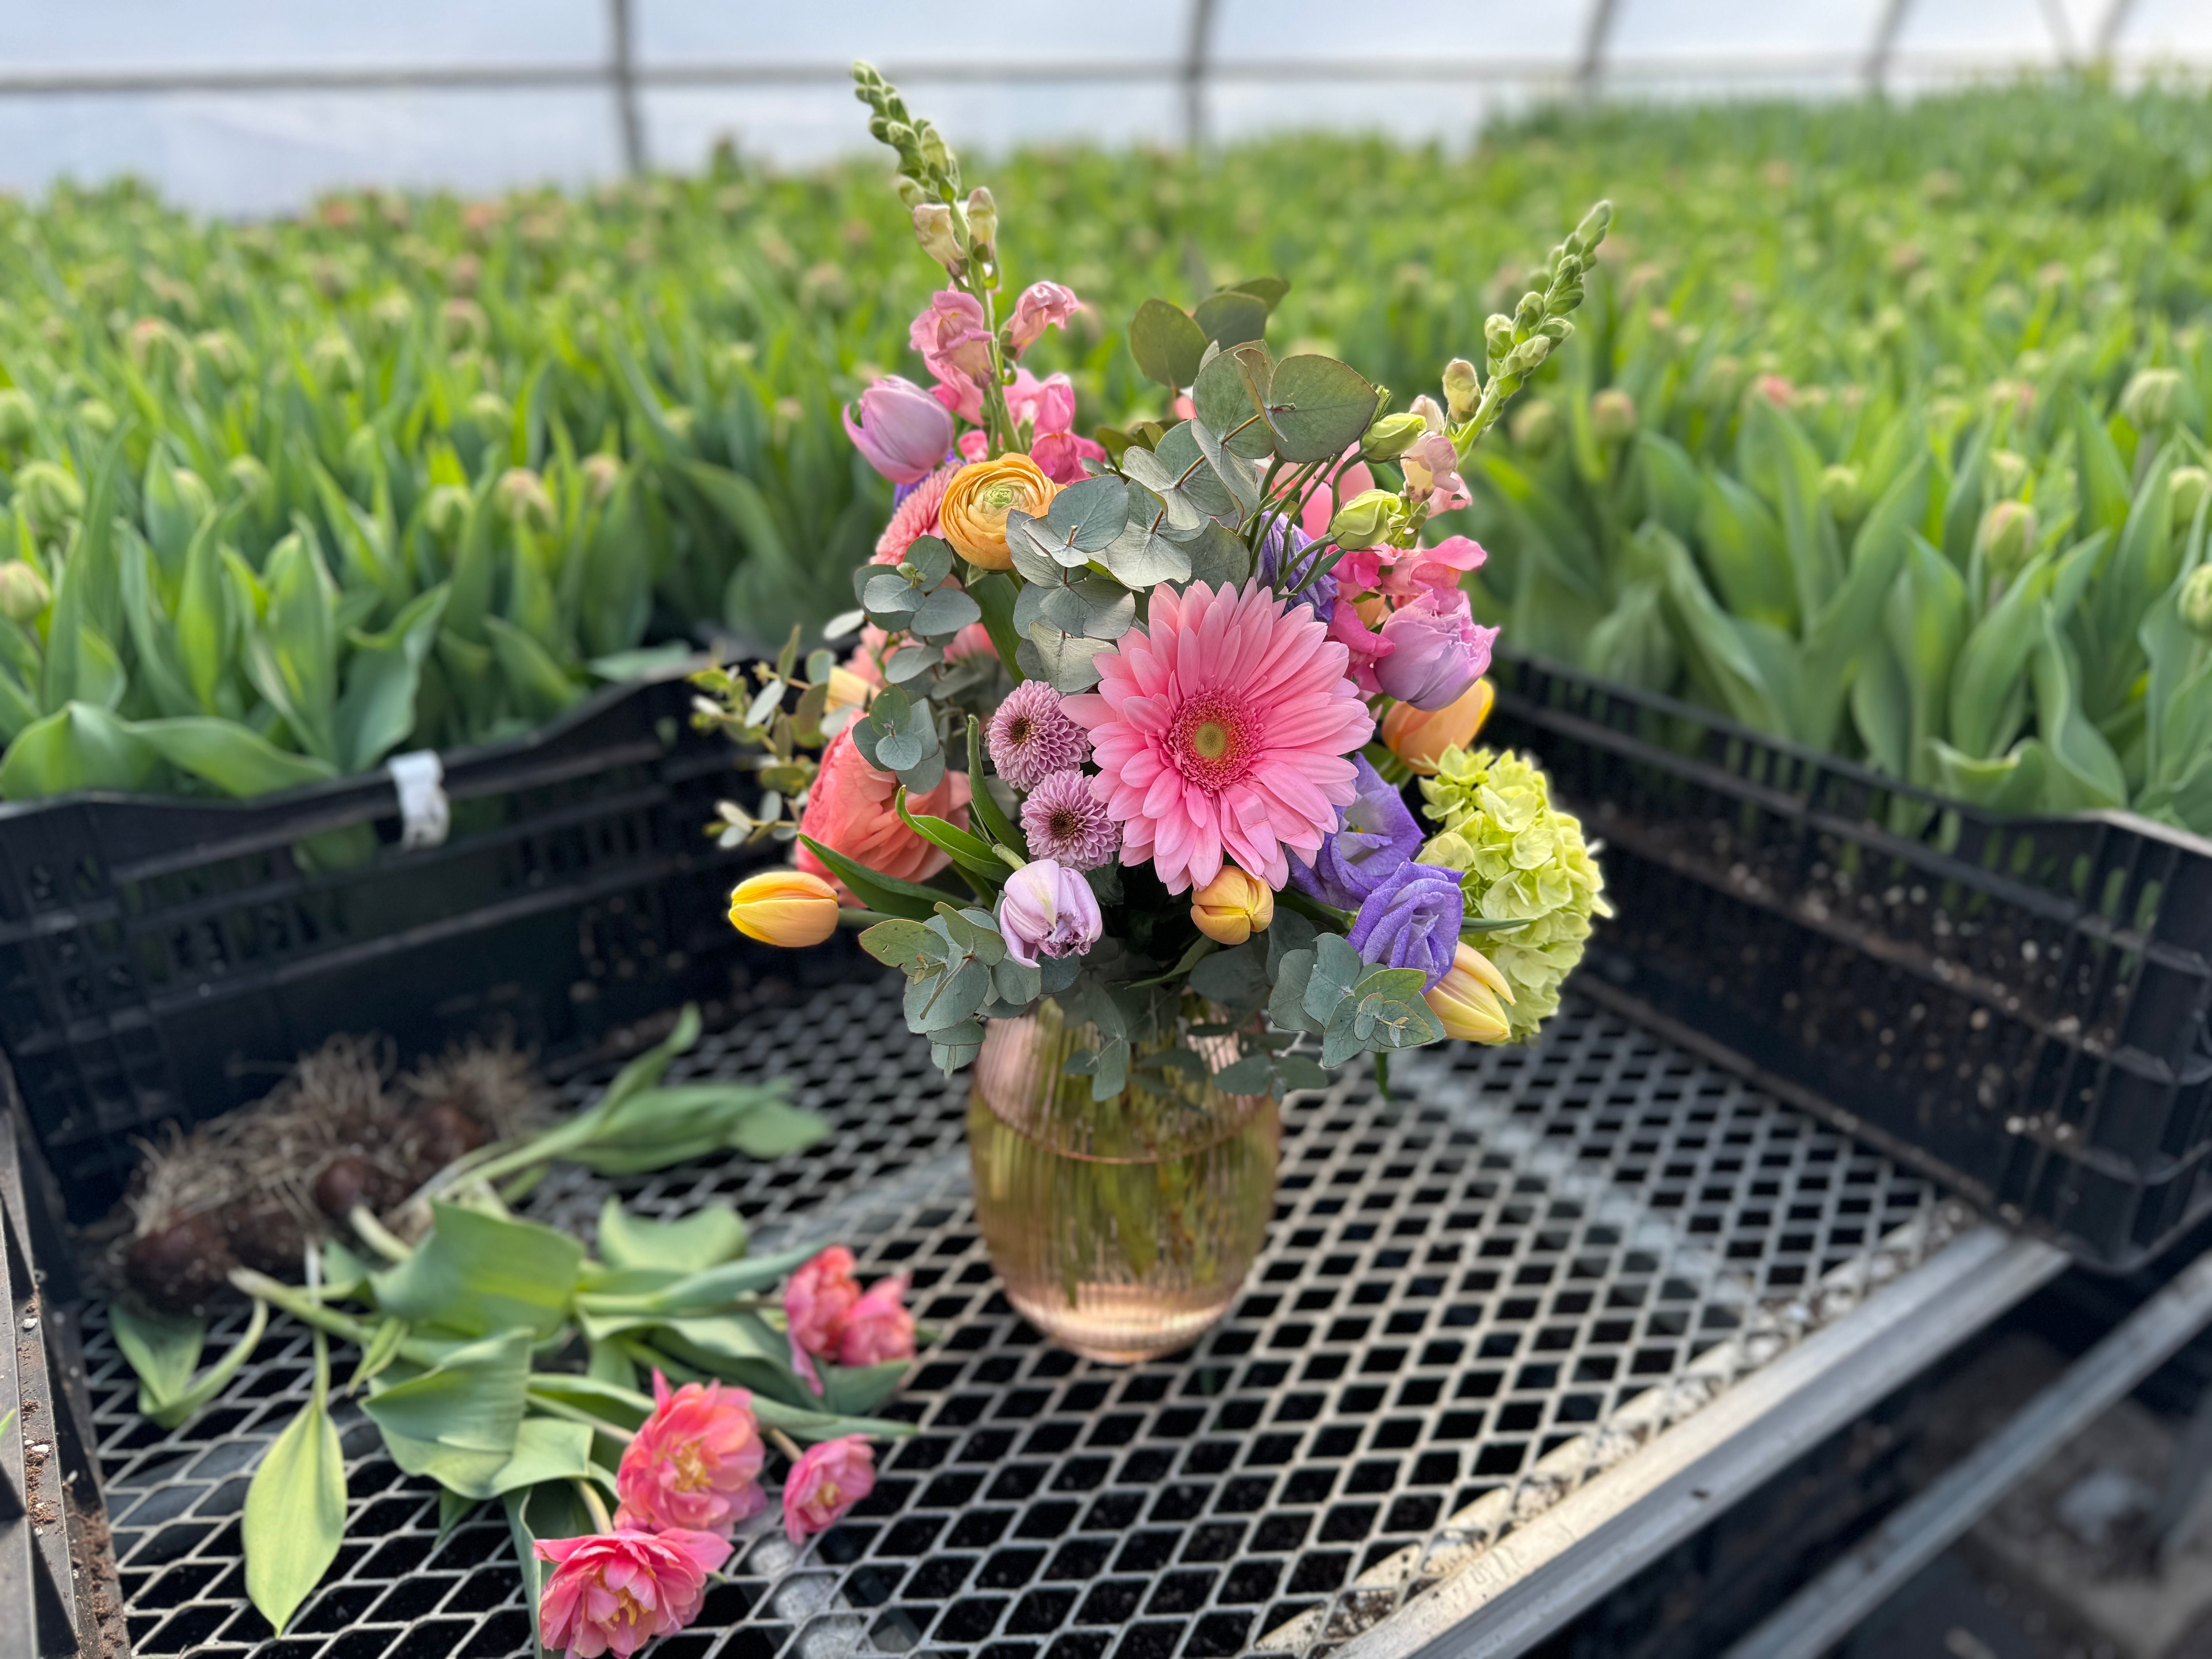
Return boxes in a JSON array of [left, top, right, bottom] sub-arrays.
[[728, 869, 841, 947], [1383, 679, 1495, 776], [1425, 942, 1515, 1043], [1190, 866, 1274, 946], [938, 454, 1058, 570]]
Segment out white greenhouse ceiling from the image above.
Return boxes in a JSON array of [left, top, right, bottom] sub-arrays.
[[0, 0, 2206, 212]]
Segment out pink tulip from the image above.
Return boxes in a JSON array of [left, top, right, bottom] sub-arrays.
[[910, 290, 994, 391], [1376, 588, 1496, 710], [783, 1436, 878, 1546], [535, 1528, 730, 1658], [1006, 281, 1079, 354], [613, 1372, 766, 1537], [838, 1275, 916, 1367], [783, 1246, 861, 1368], [843, 376, 955, 485], [994, 857, 1103, 967]]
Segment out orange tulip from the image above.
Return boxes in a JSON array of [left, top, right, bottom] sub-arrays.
[[1190, 866, 1274, 946], [728, 869, 840, 948], [1425, 942, 1515, 1043], [1382, 678, 1495, 776]]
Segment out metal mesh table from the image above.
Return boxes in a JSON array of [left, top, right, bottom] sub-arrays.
[[78, 976, 2062, 1659]]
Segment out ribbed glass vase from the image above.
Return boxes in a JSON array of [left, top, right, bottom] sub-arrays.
[[966, 997, 1279, 1364]]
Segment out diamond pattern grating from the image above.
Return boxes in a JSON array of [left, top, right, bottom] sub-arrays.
[[79, 976, 1967, 1659]]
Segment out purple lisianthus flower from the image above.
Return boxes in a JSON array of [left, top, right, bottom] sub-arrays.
[[1346, 861, 1465, 990], [1289, 755, 1422, 908], [1259, 520, 1338, 623]]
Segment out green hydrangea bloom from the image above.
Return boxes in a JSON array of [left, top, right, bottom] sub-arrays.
[[1417, 747, 1611, 1039]]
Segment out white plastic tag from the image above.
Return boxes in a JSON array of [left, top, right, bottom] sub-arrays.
[[387, 749, 451, 850]]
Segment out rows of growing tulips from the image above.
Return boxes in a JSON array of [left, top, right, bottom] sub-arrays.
[[2, 83, 2210, 820]]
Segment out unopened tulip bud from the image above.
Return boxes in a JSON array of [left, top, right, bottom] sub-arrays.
[[1382, 680, 1494, 775], [1425, 942, 1515, 1044], [581, 452, 622, 504], [467, 391, 512, 441], [1977, 500, 2038, 584], [2181, 565, 2212, 638], [495, 467, 556, 534], [1510, 400, 1560, 454], [10, 460, 83, 532], [224, 453, 273, 510], [729, 869, 841, 947], [1990, 449, 2029, 497], [1360, 412, 1428, 462], [824, 665, 874, 714], [1190, 866, 1274, 947], [1590, 388, 1638, 443], [1327, 489, 1405, 549], [0, 388, 34, 448], [2172, 466, 2210, 533], [169, 467, 214, 524], [1820, 464, 1866, 524], [1443, 358, 1479, 422], [912, 203, 964, 273], [423, 484, 471, 543], [0, 561, 50, 623], [2123, 366, 2185, 432]]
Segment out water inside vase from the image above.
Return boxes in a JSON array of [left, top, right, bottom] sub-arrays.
[[966, 1001, 1279, 1364]]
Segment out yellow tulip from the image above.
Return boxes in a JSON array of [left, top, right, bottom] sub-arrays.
[[1382, 679, 1495, 776], [938, 454, 1058, 570], [1425, 942, 1515, 1043], [1190, 866, 1274, 946], [728, 869, 840, 947], [824, 665, 874, 713]]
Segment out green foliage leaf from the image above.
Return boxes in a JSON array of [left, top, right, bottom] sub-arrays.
[[1265, 356, 1382, 463], [244, 1335, 345, 1636], [596, 1197, 748, 1273], [371, 1203, 584, 1338], [362, 1330, 532, 1499], [1129, 298, 1210, 390]]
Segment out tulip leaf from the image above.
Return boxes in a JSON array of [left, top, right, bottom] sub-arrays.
[[819, 1359, 910, 1417], [244, 1332, 345, 1636], [132, 717, 340, 798], [726, 1098, 834, 1159], [795, 833, 951, 922], [505, 1479, 598, 1659], [107, 1304, 204, 1416], [370, 1202, 584, 1338], [965, 574, 1026, 680], [484, 615, 582, 722], [0, 701, 160, 800], [336, 584, 449, 773], [362, 1330, 533, 1498], [596, 1196, 748, 1274]]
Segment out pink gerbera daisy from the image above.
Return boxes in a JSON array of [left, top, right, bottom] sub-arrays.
[[873, 463, 955, 564], [1065, 580, 1374, 893]]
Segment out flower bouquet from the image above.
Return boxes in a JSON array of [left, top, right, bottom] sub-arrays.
[[706, 66, 1611, 1358]]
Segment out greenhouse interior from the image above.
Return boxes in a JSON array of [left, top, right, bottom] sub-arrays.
[[7, 3, 2212, 1658]]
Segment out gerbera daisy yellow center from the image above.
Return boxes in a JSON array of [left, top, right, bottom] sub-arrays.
[[1169, 695, 1257, 791]]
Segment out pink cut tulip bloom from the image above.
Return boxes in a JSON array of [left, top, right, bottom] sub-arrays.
[[534, 1527, 731, 1659], [784, 1246, 860, 1361], [1006, 281, 1079, 354], [838, 1275, 917, 1367], [613, 1372, 767, 1537], [843, 376, 955, 485], [783, 1436, 878, 1546], [910, 290, 994, 391]]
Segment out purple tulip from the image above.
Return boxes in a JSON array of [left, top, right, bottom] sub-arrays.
[[1375, 589, 1498, 711], [1290, 755, 1421, 908], [843, 376, 957, 485], [1259, 520, 1338, 622], [1345, 861, 1465, 990], [996, 858, 1102, 967]]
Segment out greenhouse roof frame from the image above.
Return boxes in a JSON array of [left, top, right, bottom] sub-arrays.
[[0, 0, 2192, 174]]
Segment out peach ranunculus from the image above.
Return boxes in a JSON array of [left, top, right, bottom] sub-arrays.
[[938, 454, 1058, 570], [794, 730, 973, 891]]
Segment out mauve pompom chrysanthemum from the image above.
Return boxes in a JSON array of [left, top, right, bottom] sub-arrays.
[[1066, 581, 1374, 893], [1020, 769, 1120, 869], [986, 680, 1089, 790]]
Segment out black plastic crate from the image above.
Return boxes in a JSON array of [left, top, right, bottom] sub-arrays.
[[0, 672, 774, 1219], [1487, 652, 2212, 1273]]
